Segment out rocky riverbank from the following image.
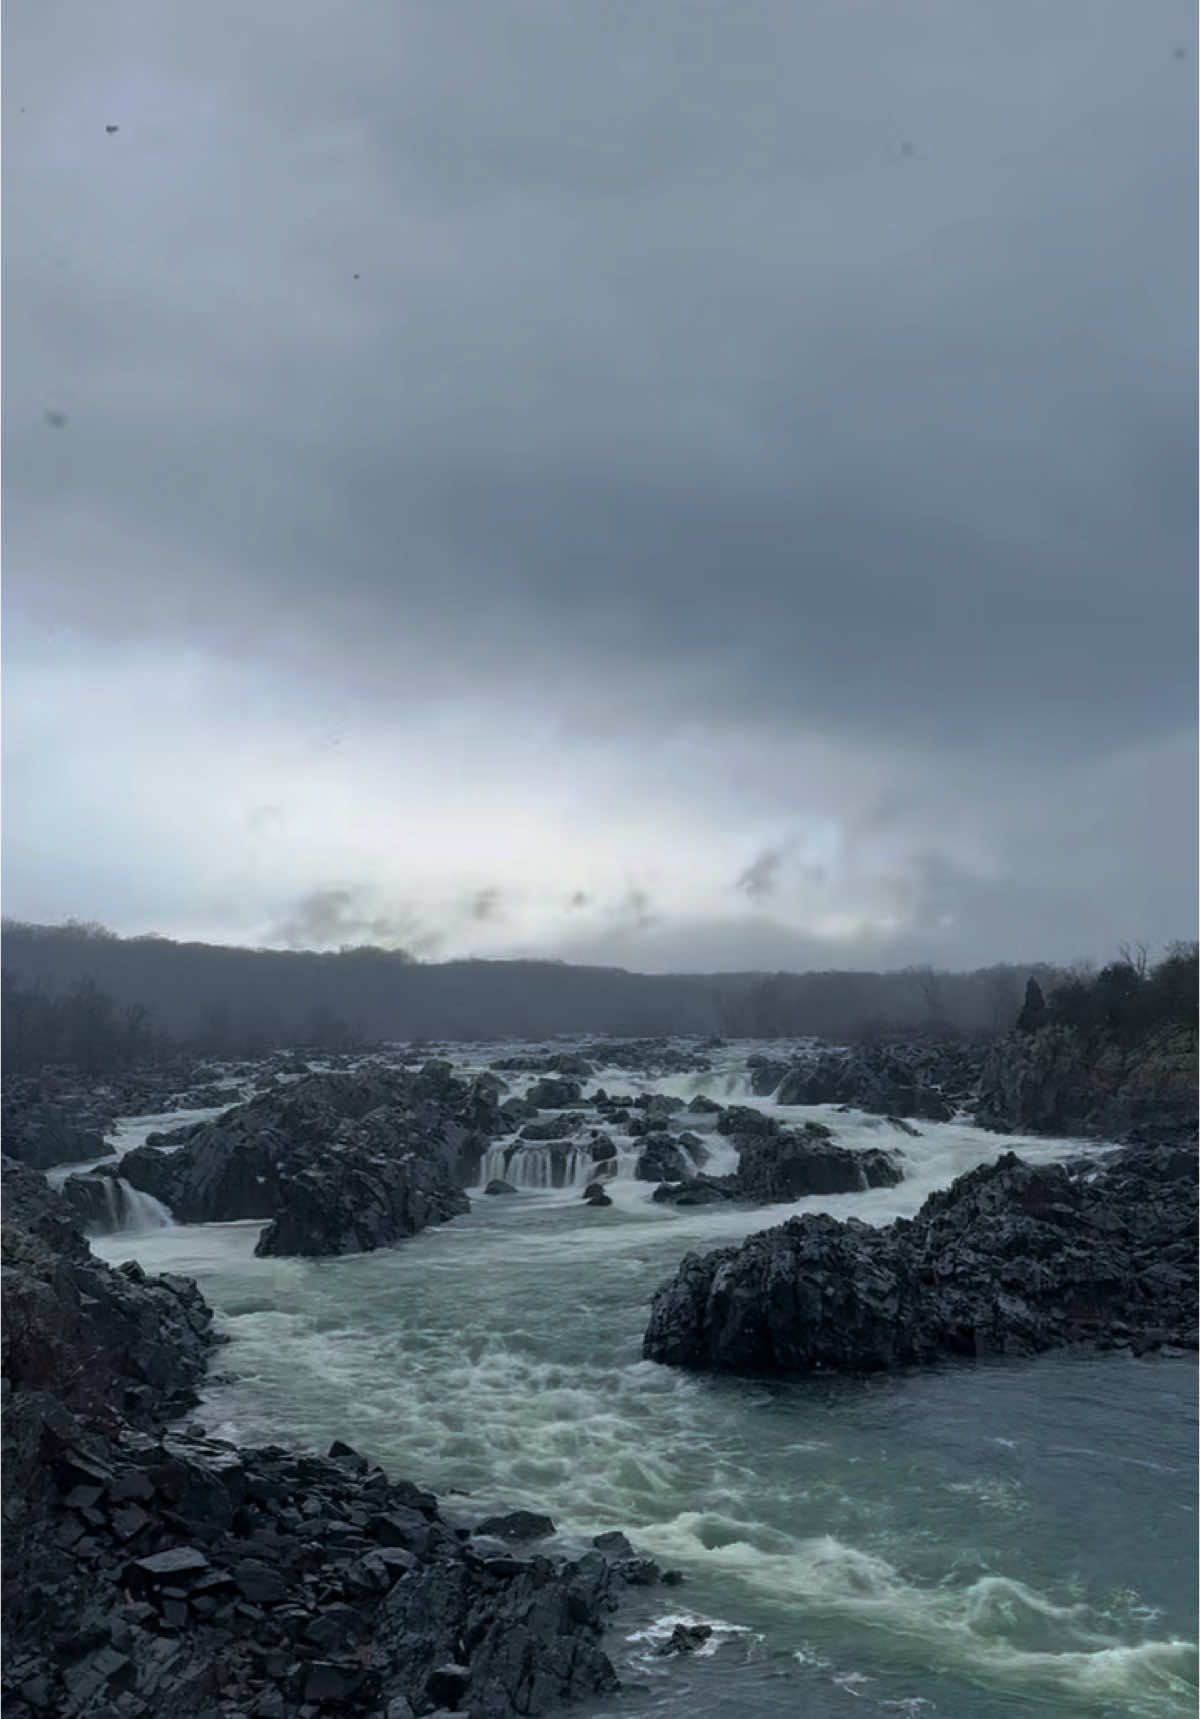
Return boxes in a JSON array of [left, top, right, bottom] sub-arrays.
[[642, 1145, 1199, 1375], [66, 1063, 506, 1258], [973, 1023, 1198, 1145], [745, 1041, 983, 1121], [1, 1159, 673, 1719]]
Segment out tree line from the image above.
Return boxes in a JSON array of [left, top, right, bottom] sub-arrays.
[[1016, 942, 1198, 1043], [1, 919, 1192, 1077]]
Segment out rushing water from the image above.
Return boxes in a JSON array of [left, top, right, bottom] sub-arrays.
[[85, 1043, 1198, 1718]]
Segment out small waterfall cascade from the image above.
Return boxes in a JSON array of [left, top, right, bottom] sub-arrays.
[[480, 1141, 598, 1190], [64, 1174, 176, 1235]]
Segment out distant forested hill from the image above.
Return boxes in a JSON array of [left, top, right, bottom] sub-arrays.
[[2, 918, 1068, 1054]]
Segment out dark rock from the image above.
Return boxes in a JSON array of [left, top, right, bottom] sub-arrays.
[[304, 1659, 366, 1704], [651, 1128, 900, 1208], [129, 1548, 212, 1586], [582, 1184, 612, 1206], [975, 1024, 1198, 1144], [733, 1131, 902, 1203], [233, 1560, 288, 1606], [329, 1440, 368, 1470], [519, 1115, 582, 1142], [633, 1137, 692, 1182], [644, 1146, 1199, 1374], [770, 1043, 978, 1121], [117, 1068, 501, 1239], [525, 1078, 583, 1109], [483, 1180, 518, 1195], [656, 1622, 712, 1655], [715, 1106, 779, 1138], [426, 1662, 471, 1706], [253, 1143, 469, 1258], [591, 1532, 634, 1559], [0, 1103, 113, 1173], [650, 1179, 731, 1206], [746, 1057, 789, 1097]]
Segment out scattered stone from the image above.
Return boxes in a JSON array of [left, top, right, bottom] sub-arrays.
[[656, 1622, 713, 1655]]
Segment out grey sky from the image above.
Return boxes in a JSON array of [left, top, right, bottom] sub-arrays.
[[3, 0, 1196, 969]]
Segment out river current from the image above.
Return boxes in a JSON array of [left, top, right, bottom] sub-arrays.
[[82, 1042, 1197, 1719]]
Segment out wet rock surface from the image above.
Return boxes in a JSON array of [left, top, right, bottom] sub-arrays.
[[650, 1124, 903, 1208], [0, 1099, 114, 1172], [114, 1065, 505, 1255], [974, 1023, 1198, 1145], [643, 1146, 1199, 1374], [749, 1042, 982, 1121], [1, 1162, 664, 1719]]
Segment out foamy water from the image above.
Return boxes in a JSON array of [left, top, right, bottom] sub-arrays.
[[83, 1040, 1197, 1717]]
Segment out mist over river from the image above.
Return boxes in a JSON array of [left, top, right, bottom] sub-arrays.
[[88, 1042, 1198, 1719]]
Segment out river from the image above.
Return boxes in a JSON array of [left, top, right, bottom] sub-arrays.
[[82, 1042, 1197, 1718]]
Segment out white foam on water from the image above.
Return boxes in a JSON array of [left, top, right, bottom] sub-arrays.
[[72, 1038, 1197, 1718], [637, 1521, 1198, 1709]]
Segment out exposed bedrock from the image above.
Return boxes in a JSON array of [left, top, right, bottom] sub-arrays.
[[643, 1146, 1198, 1374], [114, 1065, 504, 1256]]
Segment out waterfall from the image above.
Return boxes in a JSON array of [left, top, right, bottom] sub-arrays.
[[480, 1142, 599, 1190], [75, 1177, 175, 1235]]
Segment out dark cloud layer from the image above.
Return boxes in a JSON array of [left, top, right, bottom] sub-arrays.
[[3, 0, 1195, 964]]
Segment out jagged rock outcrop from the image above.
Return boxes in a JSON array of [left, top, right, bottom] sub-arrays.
[[643, 1146, 1198, 1373], [974, 1024, 1198, 1145], [2, 1156, 215, 1630], [650, 1125, 902, 1207], [633, 1136, 693, 1183], [1, 1159, 214, 1436], [0, 1102, 113, 1172], [519, 1114, 584, 1142], [524, 1078, 583, 1109], [756, 1042, 982, 1121], [731, 1130, 902, 1202], [253, 1138, 468, 1258], [491, 1053, 595, 1080], [114, 1065, 502, 1254]]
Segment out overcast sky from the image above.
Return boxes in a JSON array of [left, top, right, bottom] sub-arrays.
[[4, 0, 1196, 972]]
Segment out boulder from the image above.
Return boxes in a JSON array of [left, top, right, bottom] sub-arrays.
[[525, 1078, 583, 1109], [746, 1057, 789, 1097], [633, 1137, 692, 1182], [483, 1179, 518, 1195], [253, 1143, 468, 1258], [715, 1105, 780, 1138], [643, 1147, 1199, 1374], [0, 1103, 112, 1172], [733, 1130, 902, 1203]]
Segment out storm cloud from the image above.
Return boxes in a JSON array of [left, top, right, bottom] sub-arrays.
[[3, 0, 1195, 967]]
